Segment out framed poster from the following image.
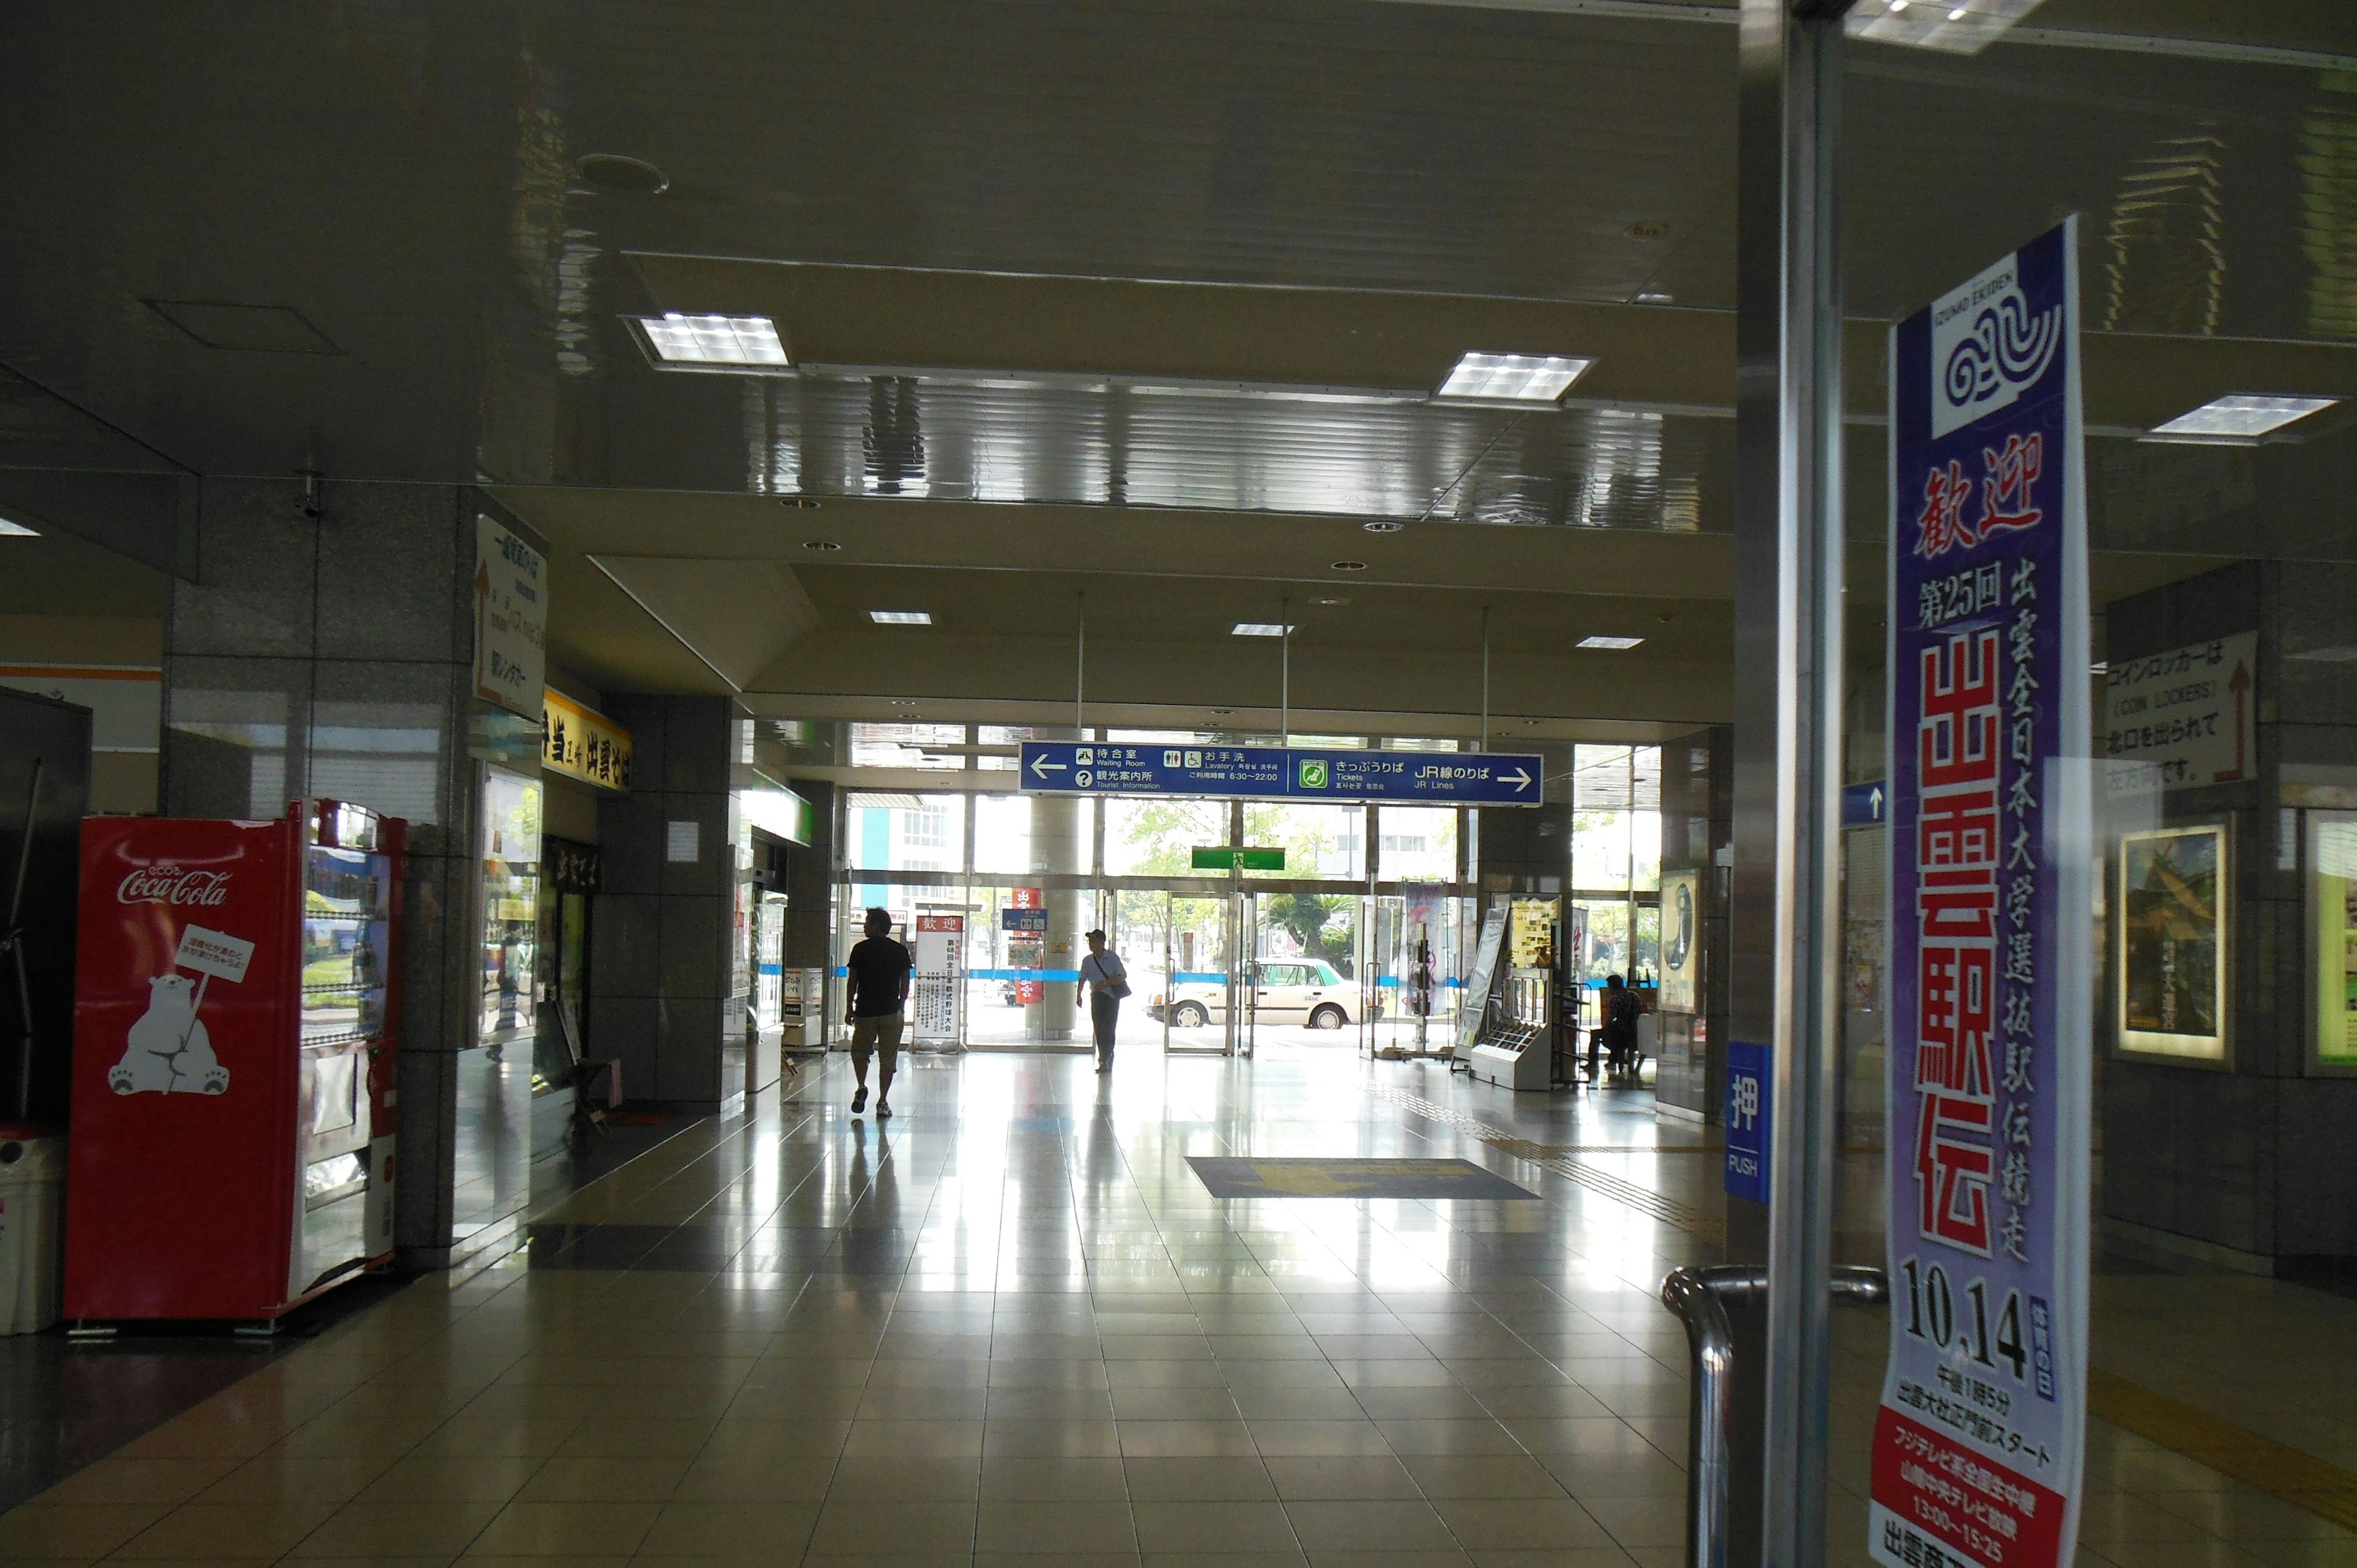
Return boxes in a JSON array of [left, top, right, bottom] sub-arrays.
[[2309, 813, 2357, 1073], [2115, 823, 2228, 1064], [1658, 868, 1700, 1014]]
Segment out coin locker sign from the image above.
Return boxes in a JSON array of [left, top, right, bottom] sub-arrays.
[[1875, 219, 2094, 1568]]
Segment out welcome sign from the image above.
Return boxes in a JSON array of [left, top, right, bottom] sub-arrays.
[[1873, 218, 2094, 1568]]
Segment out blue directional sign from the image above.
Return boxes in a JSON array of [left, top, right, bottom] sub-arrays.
[[1001, 908, 1050, 933], [1018, 742, 1542, 806], [1841, 779, 1887, 827]]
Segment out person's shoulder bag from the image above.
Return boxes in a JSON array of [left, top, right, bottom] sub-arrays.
[[1096, 955, 1132, 1000]]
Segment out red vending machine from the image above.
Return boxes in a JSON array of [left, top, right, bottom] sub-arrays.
[[65, 801, 403, 1324]]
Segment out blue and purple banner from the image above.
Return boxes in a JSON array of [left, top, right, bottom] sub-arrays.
[[1872, 218, 2093, 1568]]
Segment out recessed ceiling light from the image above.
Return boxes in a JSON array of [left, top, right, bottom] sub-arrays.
[[1845, 0, 2048, 55], [1635, 290, 1675, 306], [1211, 708, 1234, 717], [1315, 597, 1348, 607], [575, 153, 669, 195], [803, 539, 840, 552], [2145, 394, 2340, 444], [779, 495, 821, 510], [0, 517, 37, 537], [1329, 560, 1368, 572], [1434, 352, 1593, 406], [870, 610, 932, 625], [1233, 623, 1294, 638], [637, 312, 789, 368], [1364, 520, 1405, 534], [1579, 635, 1645, 651]]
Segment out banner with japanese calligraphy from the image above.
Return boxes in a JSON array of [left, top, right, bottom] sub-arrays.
[[1872, 218, 2094, 1568]]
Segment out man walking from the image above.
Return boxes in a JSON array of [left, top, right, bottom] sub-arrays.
[[844, 907, 912, 1117], [1077, 927, 1128, 1074]]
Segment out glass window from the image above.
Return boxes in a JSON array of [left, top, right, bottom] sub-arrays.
[[1104, 798, 1229, 876], [1242, 801, 1365, 880], [848, 722, 968, 770], [1379, 806, 1458, 881], [976, 724, 1035, 771], [846, 791, 966, 872]]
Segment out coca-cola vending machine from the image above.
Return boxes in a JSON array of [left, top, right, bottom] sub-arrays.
[[65, 801, 403, 1324]]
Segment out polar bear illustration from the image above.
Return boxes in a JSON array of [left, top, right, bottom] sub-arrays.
[[109, 974, 231, 1096]]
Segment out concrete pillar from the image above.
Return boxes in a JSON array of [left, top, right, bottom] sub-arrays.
[[2100, 560, 2357, 1272], [1031, 793, 1084, 1041], [592, 695, 741, 1108], [159, 476, 502, 1266]]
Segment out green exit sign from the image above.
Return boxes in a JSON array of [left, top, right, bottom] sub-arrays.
[[1191, 846, 1285, 872]]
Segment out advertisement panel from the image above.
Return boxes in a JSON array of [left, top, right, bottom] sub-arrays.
[[1659, 868, 1700, 1015], [2115, 824, 2227, 1064], [66, 817, 298, 1319], [1874, 219, 2093, 1568]]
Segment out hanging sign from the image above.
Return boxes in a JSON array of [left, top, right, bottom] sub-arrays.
[[1020, 742, 1541, 806], [474, 516, 546, 720], [1873, 218, 2094, 1568]]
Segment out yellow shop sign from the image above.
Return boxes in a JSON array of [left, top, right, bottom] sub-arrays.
[[541, 689, 632, 792]]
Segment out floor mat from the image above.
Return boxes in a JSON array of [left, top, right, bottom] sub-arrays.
[[1185, 1155, 1537, 1200]]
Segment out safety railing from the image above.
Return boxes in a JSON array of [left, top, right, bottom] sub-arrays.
[[1658, 1264, 1889, 1568]]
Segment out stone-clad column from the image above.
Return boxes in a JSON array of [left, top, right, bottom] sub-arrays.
[[160, 476, 513, 1265]]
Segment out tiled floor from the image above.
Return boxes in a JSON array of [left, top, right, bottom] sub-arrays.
[[2, 1044, 2354, 1567]]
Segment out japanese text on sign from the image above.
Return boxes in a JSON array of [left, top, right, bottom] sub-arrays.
[[1875, 221, 2092, 1568]]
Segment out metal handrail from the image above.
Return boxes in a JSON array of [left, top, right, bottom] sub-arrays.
[[1659, 1264, 1888, 1568]]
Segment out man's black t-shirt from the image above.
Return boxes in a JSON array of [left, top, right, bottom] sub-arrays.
[[846, 937, 914, 1018]]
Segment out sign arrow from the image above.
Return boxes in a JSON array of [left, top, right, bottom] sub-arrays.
[[1500, 767, 1534, 793], [1869, 784, 1884, 819], [1029, 754, 1067, 781], [2221, 660, 2251, 782]]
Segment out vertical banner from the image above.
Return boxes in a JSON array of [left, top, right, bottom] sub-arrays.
[[1873, 218, 2092, 1568], [913, 914, 966, 1044]]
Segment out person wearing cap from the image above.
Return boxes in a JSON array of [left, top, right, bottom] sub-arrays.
[[1077, 928, 1129, 1074]]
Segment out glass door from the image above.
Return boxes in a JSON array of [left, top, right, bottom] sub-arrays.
[[1163, 894, 1233, 1052]]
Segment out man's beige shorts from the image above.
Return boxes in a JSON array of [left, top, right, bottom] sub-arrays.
[[850, 1014, 903, 1074]]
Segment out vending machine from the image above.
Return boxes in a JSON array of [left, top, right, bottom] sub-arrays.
[[64, 801, 403, 1324]]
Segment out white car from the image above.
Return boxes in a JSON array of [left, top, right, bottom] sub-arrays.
[[1152, 959, 1359, 1030]]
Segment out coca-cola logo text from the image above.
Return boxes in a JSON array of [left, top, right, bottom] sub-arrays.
[[117, 867, 232, 907]]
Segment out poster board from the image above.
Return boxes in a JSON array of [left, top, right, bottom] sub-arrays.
[[2312, 813, 2357, 1072], [1454, 903, 1510, 1057], [2115, 824, 2228, 1064], [1659, 868, 1700, 1014], [913, 913, 965, 1044]]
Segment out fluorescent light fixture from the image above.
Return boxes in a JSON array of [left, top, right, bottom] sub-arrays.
[[1579, 635, 1645, 651], [869, 610, 932, 625], [0, 517, 37, 537], [637, 312, 789, 368], [1845, 0, 2046, 55], [1232, 623, 1295, 638], [1434, 352, 1593, 406], [2145, 394, 2340, 444]]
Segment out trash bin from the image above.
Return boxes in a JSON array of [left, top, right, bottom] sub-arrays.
[[0, 1129, 64, 1334]]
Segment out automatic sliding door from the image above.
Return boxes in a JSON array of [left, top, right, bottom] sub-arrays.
[[1163, 895, 1231, 1052]]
